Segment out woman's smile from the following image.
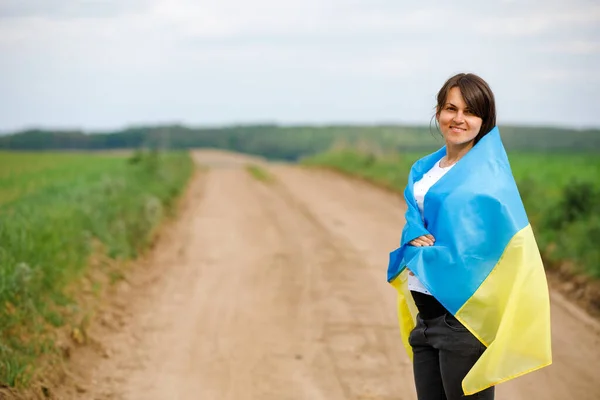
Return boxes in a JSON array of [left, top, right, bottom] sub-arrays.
[[450, 126, 466, 133]]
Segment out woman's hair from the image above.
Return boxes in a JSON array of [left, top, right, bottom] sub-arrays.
[[434, 73, 496, 144]]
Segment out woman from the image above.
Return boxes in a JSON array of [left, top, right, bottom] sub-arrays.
[[407, 73, 495, 400], [388, 73, 552, 400]]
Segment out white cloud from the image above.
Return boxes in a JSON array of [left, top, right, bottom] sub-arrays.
[[534, 69, 572, 81], [473, 6, 600, 37], [0, 1, 453, 43], [537, 40, 600, 55], [0, 0, 154, 19]]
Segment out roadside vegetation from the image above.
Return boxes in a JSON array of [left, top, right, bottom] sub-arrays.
[[0, 150, 193, 387], [245, 164, 275, 183]]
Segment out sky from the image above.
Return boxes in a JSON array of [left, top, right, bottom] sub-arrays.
[[0, 0, 599, 133]]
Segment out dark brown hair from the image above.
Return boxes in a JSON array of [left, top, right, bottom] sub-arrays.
[[434, 73, 496, 144]]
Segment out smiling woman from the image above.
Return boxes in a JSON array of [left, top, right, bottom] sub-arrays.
[[390, 73, 552, 400]]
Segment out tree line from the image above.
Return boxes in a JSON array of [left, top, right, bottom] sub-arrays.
[[1, 124, 599, 160]]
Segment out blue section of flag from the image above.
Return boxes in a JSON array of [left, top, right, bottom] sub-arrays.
[[387, 127, 529, 313]]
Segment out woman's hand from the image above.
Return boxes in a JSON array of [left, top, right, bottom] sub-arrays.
[[408, 234, 435, 247], [407, 234, 435, 276]]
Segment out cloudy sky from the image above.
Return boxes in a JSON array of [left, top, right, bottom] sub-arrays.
[[0, 0, 599, 132]]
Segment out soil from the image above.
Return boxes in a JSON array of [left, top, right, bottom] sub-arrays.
[[10, 150, 600, 400]]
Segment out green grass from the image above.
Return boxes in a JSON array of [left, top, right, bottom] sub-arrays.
[[0, 149, 193, 387], [302, 150, 600, 278], [245, 164, 275, 183], [509, 154, 600, 275]]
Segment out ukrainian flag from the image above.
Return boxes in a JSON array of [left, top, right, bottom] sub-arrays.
[[388, 126, 552, 395]]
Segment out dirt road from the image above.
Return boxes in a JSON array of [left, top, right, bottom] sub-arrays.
[[56, 150, 600, 400]]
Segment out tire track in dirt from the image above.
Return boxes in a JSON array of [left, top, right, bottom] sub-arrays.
[[251, 167, 416, 400]]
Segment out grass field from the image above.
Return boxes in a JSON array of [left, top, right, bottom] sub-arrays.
[[302, 150, 600, 278], [0, 150, 193, 386]]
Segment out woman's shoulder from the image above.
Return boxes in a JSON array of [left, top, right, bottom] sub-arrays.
[[409, 149, 445, 175]]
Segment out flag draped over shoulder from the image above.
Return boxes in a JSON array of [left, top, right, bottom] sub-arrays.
[[387, 126, 552, 395]]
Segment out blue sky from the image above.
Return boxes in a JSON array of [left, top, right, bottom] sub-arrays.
[[0, 0, 599, 132]]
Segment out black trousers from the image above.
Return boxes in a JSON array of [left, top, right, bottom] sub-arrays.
[[409, 312, 495, 400]]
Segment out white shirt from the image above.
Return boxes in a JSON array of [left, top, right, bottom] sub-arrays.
[[407, 159, 454, 295]]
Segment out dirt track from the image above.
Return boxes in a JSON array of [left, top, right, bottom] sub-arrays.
[[56, 150, 600, 400]]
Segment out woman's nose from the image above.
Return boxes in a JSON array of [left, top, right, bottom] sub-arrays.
[[453, 111, 465, 123]]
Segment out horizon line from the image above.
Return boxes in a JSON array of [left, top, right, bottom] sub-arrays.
[[2, 120, 600, 135]]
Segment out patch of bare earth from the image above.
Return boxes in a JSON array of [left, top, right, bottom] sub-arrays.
[[22, 150, 600, 400]]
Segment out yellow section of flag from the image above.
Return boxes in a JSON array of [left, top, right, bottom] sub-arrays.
[[455, 224, 552, 395], [390, 270, 419, 360]]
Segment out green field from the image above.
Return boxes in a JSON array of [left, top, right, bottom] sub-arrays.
[[0, 150, 193, 386], [302, 151, 600, 278]]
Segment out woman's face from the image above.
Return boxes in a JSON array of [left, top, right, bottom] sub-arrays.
[[437, 86, 483, 147]]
